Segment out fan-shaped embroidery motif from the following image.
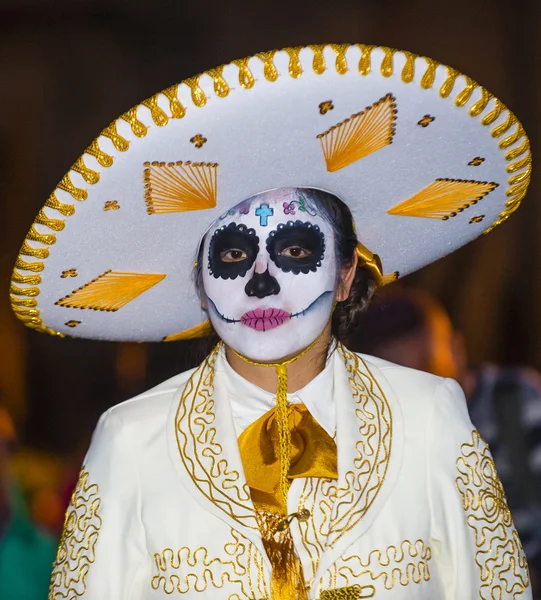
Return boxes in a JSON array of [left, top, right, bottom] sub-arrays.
[[56, 270, 166, 312], [317, 94, 397, 172], [144, 161, 218, 215], [388, 179, 498, 220]]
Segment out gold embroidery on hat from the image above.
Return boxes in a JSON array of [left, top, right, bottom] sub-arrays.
[[120, 107, 148, 137], [190, 134, 207, 148], [318, 94, 397, 172], [310, 45, 327, 74], [455, 76, 477, 107], [57, 173, 87, 202], [439, 66, 459, 98], [319, 101, 334, 115], [470, 88, 491, 117], [330, 43, 349, 74], [485, 122, 530, 233], [232, 57, 255, 89], [184, 76, 207, 107], [12, 271, 41, 285], [256, 50, 279, 82], [101, 122, 129, 151], [493, 112, 518, 141], [469, 157, 485, 166], [470, 215, 485, 224], [35, 208, 65, 231], [61, 269, 78, 278], [144, 161, 218, 215], [11, 45, 533, 339], [15, 258, 43, 273], [45, 192, 75, 217], [56, 270, 166, 312], [421, 57, 438, 89], [388, 179, 498, 220], [27, 225, 56, 246], [142, 94, 169, 127], [11, 308, 41, 326], [505, 137, 529, 161], [206, 65, 230, 98], [20, 240, 49, 259], [104, 200, 120, 211], [417, 114, 435, 128], [71, 156, 100, 184], [85, 138, 113, 167], [12, 210, 64, 334], [13, 307, 40, 319], [65, 320, 81, 328], [507, 151, 531, 173], [285, 47, 303, 78], [401, 51, 415, 83], [11, 297, 37, 308], [10, 283, 39, 297], [163, 320, 213, 342], [162, 84, 187, 118], [380, 47, 395, 78], [356, 44, 376, 75], [482, 98, 504, 126]]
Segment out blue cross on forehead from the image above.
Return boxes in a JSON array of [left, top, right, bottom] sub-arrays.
[[255, 203, 274, 226]]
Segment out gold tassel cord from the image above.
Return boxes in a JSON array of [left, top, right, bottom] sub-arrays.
[[275, 363, 292, 507], [231, 336, 322, 600]]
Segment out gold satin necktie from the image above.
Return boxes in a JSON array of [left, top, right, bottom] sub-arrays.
[[238, 403, 338, 599]]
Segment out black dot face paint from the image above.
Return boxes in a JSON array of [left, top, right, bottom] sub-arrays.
[[266, 220, 326, 274], [208, 223, 260, 280]]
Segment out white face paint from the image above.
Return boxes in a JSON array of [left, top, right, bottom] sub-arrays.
[[201, 189, 339, 362]]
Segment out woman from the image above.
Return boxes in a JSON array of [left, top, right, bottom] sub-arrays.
[[10, 44, 532, 598]]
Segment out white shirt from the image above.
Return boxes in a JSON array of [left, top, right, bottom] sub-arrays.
[[217, 346, 336, 438]]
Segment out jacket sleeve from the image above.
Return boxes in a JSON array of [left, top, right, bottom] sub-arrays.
[[49, 408, 148, 599], [427, 377, 532, 599]]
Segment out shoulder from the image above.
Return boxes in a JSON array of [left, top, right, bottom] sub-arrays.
[[358, 351, 462, 404], [86, 367, 197, 458], [106, 367, 196, 427], [354, 351, 471, 433]]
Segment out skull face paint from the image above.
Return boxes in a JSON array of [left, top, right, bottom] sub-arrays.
[[201, 189, 339, 361]]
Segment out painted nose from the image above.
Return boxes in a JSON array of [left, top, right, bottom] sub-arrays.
[[244, 269, 281, 299]]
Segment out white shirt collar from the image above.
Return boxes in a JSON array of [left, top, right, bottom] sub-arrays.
[[216, 345, 336, 438]]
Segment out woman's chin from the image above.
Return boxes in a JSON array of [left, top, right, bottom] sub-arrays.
[[217, 317, 329, 364]]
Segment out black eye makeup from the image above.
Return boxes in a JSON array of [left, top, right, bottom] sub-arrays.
[[266, 221, 325, 274], [208, 223, 259, 280]]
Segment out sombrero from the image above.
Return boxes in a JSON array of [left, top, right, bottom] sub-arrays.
[[10, 44, 531, 342]]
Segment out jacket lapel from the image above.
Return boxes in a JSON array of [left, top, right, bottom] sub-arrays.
[[166, 345, 269, 561], [313, 346, 405, 582], [166, 343, 405, 587]]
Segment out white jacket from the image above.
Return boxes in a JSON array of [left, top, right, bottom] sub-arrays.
[[49, 346, 532, 599]]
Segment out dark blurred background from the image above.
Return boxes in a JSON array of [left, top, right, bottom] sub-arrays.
[[1, 0, 540, 537]]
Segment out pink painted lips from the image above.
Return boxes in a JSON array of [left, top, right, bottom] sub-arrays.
[[240, 308, 291, 331]]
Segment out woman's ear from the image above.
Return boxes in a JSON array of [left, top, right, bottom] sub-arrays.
[[336, 251, 358, 302]]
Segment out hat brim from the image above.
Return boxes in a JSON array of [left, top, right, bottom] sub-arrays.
[[10, 44, 531, 341]]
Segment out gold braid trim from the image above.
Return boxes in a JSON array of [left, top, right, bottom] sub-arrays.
[[456, 430, 530, 597], [49, 469, 102, 598]]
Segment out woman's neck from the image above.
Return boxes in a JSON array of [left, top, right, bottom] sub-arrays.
[[224, 326, 332, 393]]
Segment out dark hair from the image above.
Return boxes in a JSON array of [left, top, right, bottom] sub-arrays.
[[348, 292, 426, 354], [193, 187, 376, 345], [296, 188, 376, 339]]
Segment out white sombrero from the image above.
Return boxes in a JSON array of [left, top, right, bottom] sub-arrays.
[[11, 44, 531, 342]]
